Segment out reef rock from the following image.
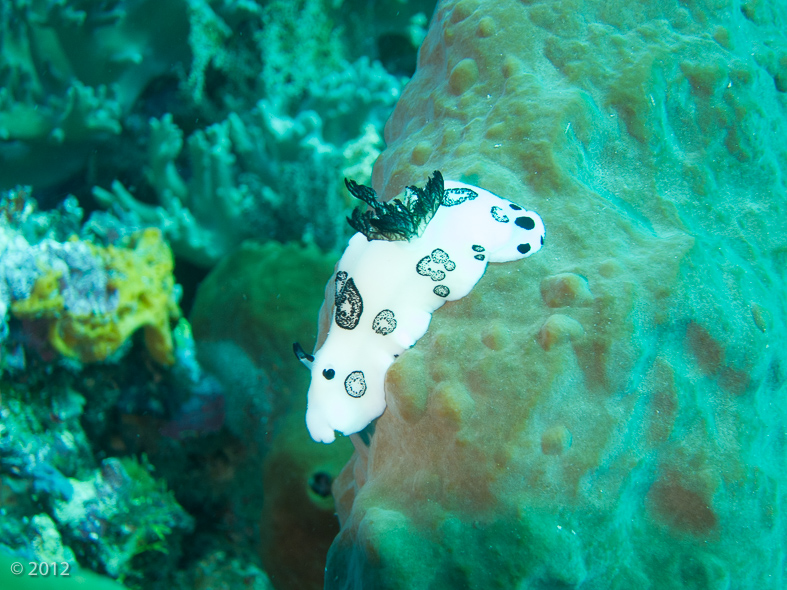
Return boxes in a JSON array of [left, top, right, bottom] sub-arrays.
[[190, 241, 353, 589], [326, 0, 787, 588]]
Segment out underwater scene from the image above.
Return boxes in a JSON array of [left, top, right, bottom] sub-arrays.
[[1, 0, 786, 588]]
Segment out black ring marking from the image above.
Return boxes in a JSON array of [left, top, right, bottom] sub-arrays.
[[416, 248, 456, 281], [334, 271, 348, 306], [345, 371, 367, 398], [335, 275, 363, 329], [372, 309, 397, 335], [491, 206, 509, 223], [431, 248, 449, 264], [417, 255, 445, 281], [442, 187, 478, 206]]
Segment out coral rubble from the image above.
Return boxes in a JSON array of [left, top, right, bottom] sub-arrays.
[[0, 367, 193, 587]]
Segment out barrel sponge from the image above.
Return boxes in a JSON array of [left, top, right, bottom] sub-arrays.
[[328, 0, 787, 587], [12, 229, 180, 364]]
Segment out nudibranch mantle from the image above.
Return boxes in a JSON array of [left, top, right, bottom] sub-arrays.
[[296, 172, 545, 443]]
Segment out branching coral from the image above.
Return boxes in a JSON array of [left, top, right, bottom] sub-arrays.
[[257, 0, 347, 112], [0, 0, 190, 187], [93, 58, 404, 266], [1, 0, 434, 271]]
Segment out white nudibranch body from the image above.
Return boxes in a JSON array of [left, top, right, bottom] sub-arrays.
[[295, 172, 545, 443]]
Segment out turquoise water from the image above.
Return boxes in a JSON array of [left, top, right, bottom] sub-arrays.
[[2, 0, 786, 589]]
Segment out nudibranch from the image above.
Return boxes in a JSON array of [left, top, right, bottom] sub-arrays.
[[294, 171, 545, 443]]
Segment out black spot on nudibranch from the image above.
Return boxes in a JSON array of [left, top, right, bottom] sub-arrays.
[[474, 254, 485, 261], [335, 274, 363, 330], [372, 309, 397, 335], [323, 368, 335, 380], [515, 216, 535, 230], [490, 206, 509, 223], [434, 285, 450, 297], [442, 187, 478, 206], [517, 243, 531, 254], [471, 245, 485, 252], [509, 203, 522, 210], [345, 371, 367, 398], [541, 235, 544, 245], [417, 248, 456, 281]]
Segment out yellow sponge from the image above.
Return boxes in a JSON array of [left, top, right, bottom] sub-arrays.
[[11, 229, 180, 364]]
